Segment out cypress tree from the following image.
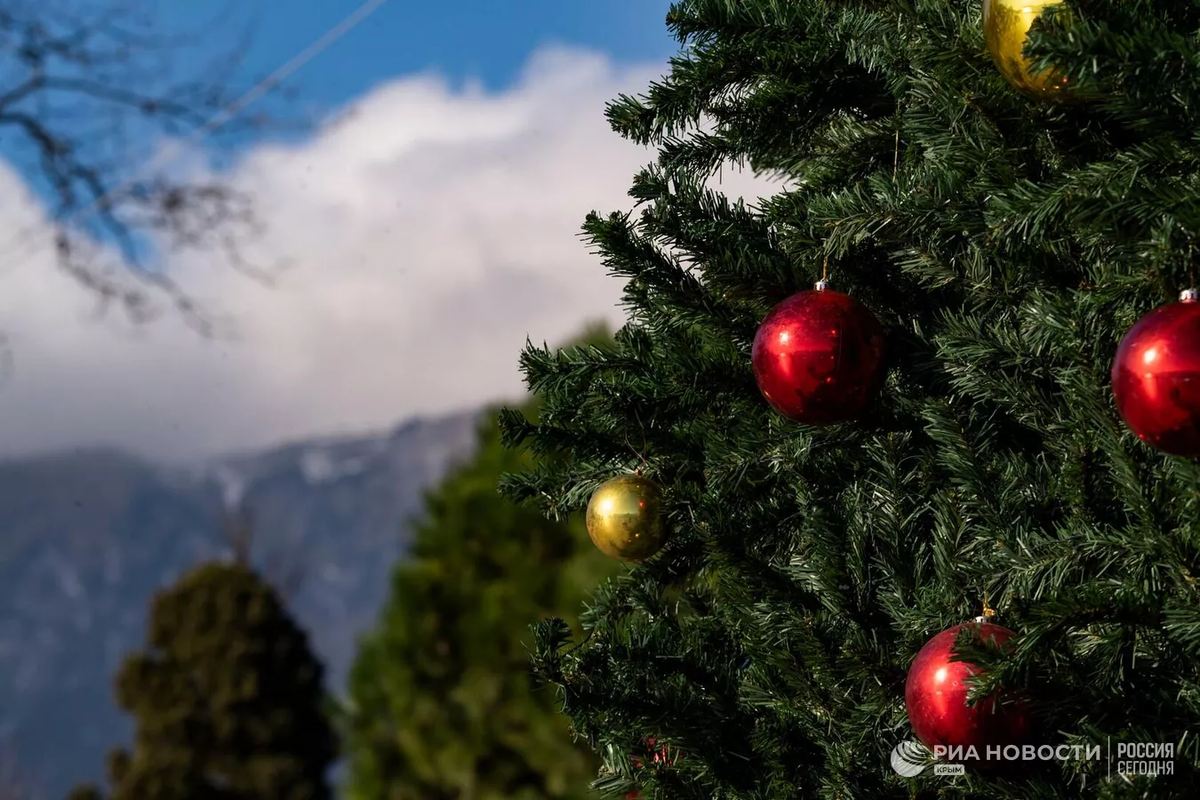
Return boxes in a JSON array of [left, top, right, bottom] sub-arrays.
[[69, 561, 336, 800], [342, 327, 621, 800]]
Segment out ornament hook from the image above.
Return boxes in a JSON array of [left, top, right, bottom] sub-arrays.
[[815, 256, 830, 291], [975, 591, 997, 624], [1189, 245, 1196, 295], [623, 413, 649, 476], [893, 126, 900, 182]]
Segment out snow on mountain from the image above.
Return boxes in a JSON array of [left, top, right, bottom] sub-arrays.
[[298, 448, 367, 484], [210, 463, 251, 508]]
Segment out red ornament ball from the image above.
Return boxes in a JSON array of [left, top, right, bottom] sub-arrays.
[[1111, 290, 1200, 457], [751, 283, 885, 424], [905, 621, 1031, 754]]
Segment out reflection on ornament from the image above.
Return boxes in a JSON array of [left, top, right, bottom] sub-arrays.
[[982, 0, 1073, 101], [585, 474, 668, 561], [1112, 290, 1200, 457]]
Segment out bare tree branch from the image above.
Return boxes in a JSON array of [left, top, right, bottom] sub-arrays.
[[0, 0, 310, 331]]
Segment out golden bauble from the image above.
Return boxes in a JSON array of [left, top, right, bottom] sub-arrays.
[[982, 0, 1073, 101], [585, 474, 668, 562]]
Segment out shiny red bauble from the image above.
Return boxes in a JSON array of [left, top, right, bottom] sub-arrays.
[[1111, 290, 1200, 457], [751, 284, 885, 424], [905, 621, 1031, 753]]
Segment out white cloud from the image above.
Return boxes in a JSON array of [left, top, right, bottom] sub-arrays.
[[0, 46, 780, 463]]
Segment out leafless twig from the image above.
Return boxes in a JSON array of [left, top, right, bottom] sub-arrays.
[[0, 0, 308, 332]]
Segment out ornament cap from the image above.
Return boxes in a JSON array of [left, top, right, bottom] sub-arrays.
[[814, 279, 830, 292], [1180, 288, 1198, 303], [979, 592, 996, 622]]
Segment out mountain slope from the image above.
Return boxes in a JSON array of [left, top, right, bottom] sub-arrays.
[[0, 411, 480, 799]]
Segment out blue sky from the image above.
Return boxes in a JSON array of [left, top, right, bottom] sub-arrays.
[[0, 0, 680, 260], [171, 0, 678, 134]]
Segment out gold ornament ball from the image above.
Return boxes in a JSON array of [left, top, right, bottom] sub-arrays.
[[982, 0, 1073, 101], [585, 475, 668, 562]]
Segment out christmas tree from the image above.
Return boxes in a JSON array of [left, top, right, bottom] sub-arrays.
[[342, 327, 621, 800], [68, 560, 336, 800], [498, 1, 1200, 797]]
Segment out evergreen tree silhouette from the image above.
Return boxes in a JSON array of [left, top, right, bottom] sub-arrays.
[[70, 518, 335, 800]]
